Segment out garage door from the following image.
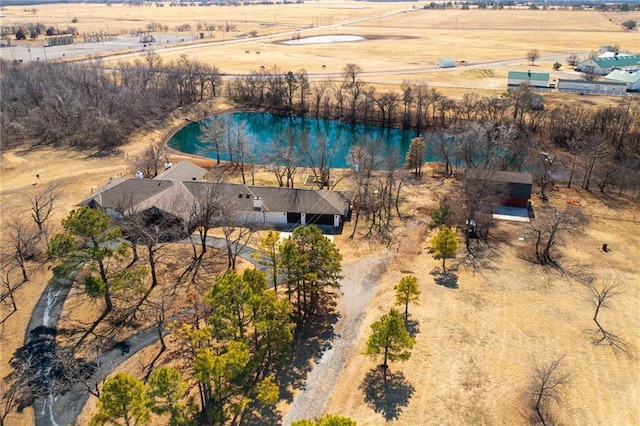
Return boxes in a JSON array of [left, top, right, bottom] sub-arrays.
[[287, 212, 302, 224], [306, 213, 334, 226]]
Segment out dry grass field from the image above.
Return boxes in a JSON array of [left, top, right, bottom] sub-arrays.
[[2, 3, 639, 87], [1, 3, 640, 426]]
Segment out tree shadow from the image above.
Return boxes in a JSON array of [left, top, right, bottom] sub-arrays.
[[239, 402, 282, 426], [359, 367, 415, 421], [405, 318, 420, 337], [8, 326, 96, 412], [432, 272, 458, 289], [274, 294, 339, 403], [458, 240, 502, 272], [586, 329, 636, 361]]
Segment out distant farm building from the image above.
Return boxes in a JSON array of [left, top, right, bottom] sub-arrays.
[[604, 69, 640, 91], [466, 169, 532, 209], [507, 71, 550, 88], [557, 79, 627, 95], [45, 34, 73, 47], [576, 54, 640, 75], [438, 58, 455, 68]]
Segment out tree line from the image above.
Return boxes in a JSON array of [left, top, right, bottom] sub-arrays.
[[1, 53, 220, 153], [3, 57, 639, 198]]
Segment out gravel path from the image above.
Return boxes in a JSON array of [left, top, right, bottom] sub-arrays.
[[282, 252, 392, 425]]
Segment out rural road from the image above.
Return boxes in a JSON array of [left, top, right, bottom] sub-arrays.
[[27, 236, 258, 426], [4, 5, 592, 90]]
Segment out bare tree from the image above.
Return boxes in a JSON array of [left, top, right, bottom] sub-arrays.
[[25, 183, 60, 240], [457, 169, 507, 253], [530, 151, 557, 202], [527, 49, 540, 66], [400, 80, 415, 129], [431, 133, 454, 176], [528, 205, 586, 268], [132, 142, 165, 178], [587, 278, 623, 350], [342, 63, 367, 124], [566, 53, 580, 67], [183, 183, 226, 283], [301, 131, 340, 189], [0, 350, 36, 426], [263, 128, 301, 188], [311, 80, 330, 118], [1, 217, 38, 283], [581, 71, 600, 82], [579, 135, 611, 191], [527, 356, 569, 426], [222, 220, 258, 270], [198, 116, 226, 164], [347, 139, 379, 239], [0, 267, 27, 328]]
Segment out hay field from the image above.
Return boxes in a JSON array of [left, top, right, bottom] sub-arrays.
[[3, 4, 639, 87]]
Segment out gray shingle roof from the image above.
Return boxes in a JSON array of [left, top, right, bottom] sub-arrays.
[[153, 160, 208, 182], [84, 178, 349, 221]]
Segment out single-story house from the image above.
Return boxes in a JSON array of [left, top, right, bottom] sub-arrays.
[[80, 167, 351, 236], [557, 79, 627, 95], [507, 71, 550, 88], [576, 54, 640, 75], [438, 58, 456, 68], [466, 169, 533, 209], [604, 69, 640, 91]]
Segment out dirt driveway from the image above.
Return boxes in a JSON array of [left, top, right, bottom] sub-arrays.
[[282, 252, 393, 424]]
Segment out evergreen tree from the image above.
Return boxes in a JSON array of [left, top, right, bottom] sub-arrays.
[[363, 309, 415, 374], [252, 231, 281, 294], [48, 207, 146, 345], [90, 373, 152, 426], [147, 367, 195, 426], [279, 225, 342, 324], [430, 226, 458, 276], [394, 275, 420, 321]]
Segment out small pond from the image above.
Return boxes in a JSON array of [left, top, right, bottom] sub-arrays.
[[169, 112, 426, 169]]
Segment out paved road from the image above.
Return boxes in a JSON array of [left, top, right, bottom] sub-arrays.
[[28, 236, 258, 426]]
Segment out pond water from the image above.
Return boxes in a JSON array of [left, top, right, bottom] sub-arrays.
[[168, 112, 421, 169], [281, 35, 365, 45]]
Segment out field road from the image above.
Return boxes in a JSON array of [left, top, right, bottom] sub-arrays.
[[2, 5, 591, 89]]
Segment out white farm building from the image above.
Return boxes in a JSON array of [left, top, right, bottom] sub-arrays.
[[604, 69, 640, 92], [576, 54, 640, 76], [438, 58, 456, 68], [557, 79, 627, 95]]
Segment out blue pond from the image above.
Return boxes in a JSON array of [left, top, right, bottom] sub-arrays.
[[168, 112, 421, 169]]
